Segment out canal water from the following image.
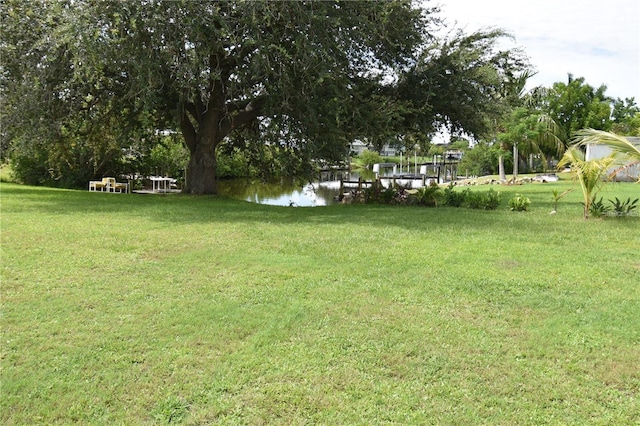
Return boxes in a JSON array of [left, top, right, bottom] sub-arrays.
[[217, 177, 344, 207], [216, 168, 431, 207], [217, 169, 375, 207]]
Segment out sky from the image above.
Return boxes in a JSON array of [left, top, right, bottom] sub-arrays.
[[434, 0, 640, 101]]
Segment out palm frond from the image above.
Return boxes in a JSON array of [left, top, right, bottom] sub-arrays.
[[557, 146, 616, 218], [537, 114, 565, 156], [573, 129, 640, 161]]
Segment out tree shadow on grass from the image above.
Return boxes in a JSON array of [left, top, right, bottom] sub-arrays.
[[3, 183, 638, 234]]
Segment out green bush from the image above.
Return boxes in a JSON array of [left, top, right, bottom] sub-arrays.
[[357, 150, 384, 169], [414, 181, 443, 207], [586, 196, 611, 217], [608, 197, 639, 216], [216, 149, 250, 179], [145, 136, 189, 180], [508, 194, 531, 211], [466, 188, 501, 210], [361, 182, 502, 210], [360, 181, 410, 205], [482, 188, 502, 210], [442, 184, 501, 210], [443, 184, 466, 207]]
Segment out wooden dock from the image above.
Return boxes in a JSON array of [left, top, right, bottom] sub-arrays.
[[339, 175, 436, 192]]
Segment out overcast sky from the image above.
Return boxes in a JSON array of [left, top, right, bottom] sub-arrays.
[[435, 0, 640, 101]]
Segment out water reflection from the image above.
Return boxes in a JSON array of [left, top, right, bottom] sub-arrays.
[[217, 178, 342, 207], [216, 169, 381, 207]]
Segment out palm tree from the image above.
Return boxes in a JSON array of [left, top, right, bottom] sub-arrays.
[[557, 146, 615, 219], [496, 72, 565, 181], [498, 109, 564, 179], [497, 71, 536, 182], [535, 114, 565, 168], [573, 129, 640, 182]]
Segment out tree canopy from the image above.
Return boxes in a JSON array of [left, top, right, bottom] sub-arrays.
[[534, 74, 613, 146], [2, 0, 531, 193], [397, 28, 529, 140]]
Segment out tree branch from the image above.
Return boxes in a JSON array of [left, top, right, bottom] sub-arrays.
[[180, 108, 197, 153], [218, 96, 266, 138]]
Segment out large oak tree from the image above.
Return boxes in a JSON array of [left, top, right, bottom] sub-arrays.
[[2, 0, 532, 192], [3, 0, 429, 193]]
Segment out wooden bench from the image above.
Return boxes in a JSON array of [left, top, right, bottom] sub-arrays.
[[89, 177, 128, 193]]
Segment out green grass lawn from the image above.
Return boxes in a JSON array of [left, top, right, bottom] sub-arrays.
[[2, 179, 639, 424]]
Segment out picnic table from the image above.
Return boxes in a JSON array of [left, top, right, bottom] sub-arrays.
[[150, 176, 174, 193]]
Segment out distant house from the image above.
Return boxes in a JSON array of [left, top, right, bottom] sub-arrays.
[[584, 136, 639, 181], [380, 145, 397, 156], [349, 140, 368, 155], [349, 140, 397, 156]]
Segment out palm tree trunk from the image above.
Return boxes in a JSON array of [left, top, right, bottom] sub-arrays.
[[512, 144, 519, 180], [499, 155, 506, 182]]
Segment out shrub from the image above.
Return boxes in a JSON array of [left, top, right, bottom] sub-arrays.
[[442, 184, 501, 210], [361, 181, 410, 205], [586, 196, 611, 217], [480, 188, 502, 210], [608, 197, 639, 216], [466, 188, 501, 210], [361, 181, 383, 204], [414, 181, 443, 207], [357, 150, 384, 169], [465, 190, 483, 209], [443, 184, 466, 207], [508, 194, 531, 211]]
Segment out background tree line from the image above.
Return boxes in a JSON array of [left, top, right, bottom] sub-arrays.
[[454, 74, 639, 178], [1, 1, 638, 192]]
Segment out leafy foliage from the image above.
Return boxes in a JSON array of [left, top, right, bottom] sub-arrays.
[[357, 150, 385, 170], [457, 141, 504, 177], [497, 107, 564, 174], [443, 184, 467, 207], [465, 188, 502, 210], [442, 184, 501, 210], [608, 197, 639, 216], [610, 98, 640, 136], [360, 181, 411, 205], [580, 194, 640, 218], [573, 129, 640, 182], [542, 74, 613, 145], [508, 194, 531, 211], [214, 148, 249, 179], [586, 196, 611, 218], [414, 181, 444, 207], [557, 146, 615, 219], [397, 28, 530, 141], [146, 136, 189, 180], [1, 0, 430, 193]]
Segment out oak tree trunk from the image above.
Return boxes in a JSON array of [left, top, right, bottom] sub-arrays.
[[184, 139, 218, 194], [178, 59, 264, 194], [180, 105, 224, 195]]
